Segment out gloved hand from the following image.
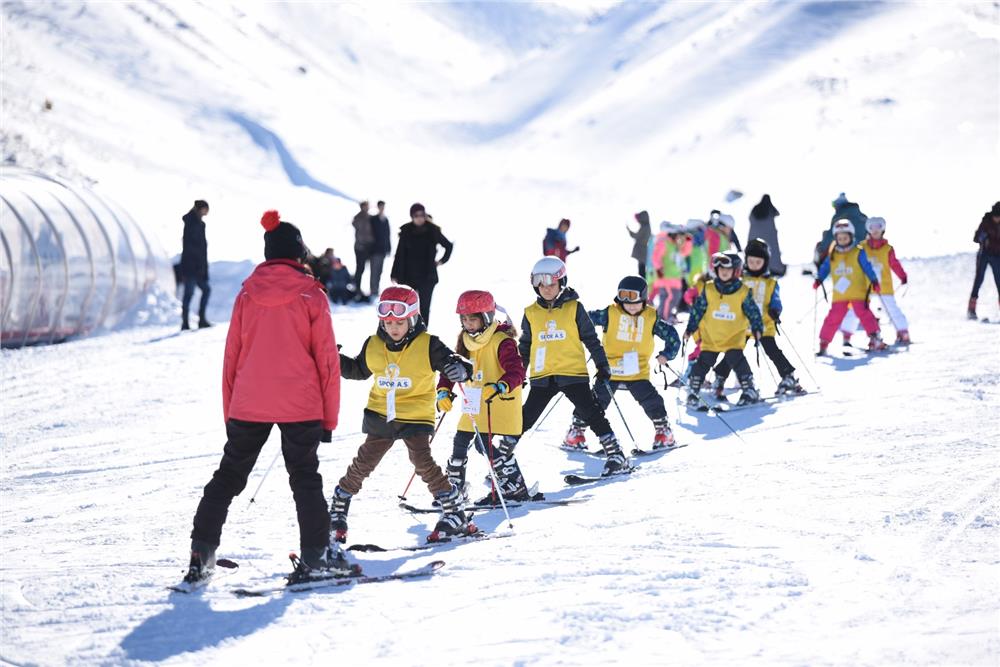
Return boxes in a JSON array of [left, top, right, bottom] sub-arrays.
[[901, 276, 908, 285], [321, 429, 333, 443], [595, 365, 612, 384], [812, 280, 821, 290], [436, 389, 454, 413], [872, 281, 882, 294], [442, 357, 470, 383], [485, 381, 510, 398], [768, 308, 781, 323], [753, 331, 762, 344]]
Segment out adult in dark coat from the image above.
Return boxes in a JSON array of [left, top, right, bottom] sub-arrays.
[[628, 210, 652, 276], [968, 201, 1000, 319], [747, 195, 786, 276], [814, 193, 867, 269], [370, 200, 391, 297], [352, 201, 375, 301], [389, 203, 453, 324], [180, 200, 211, 329]]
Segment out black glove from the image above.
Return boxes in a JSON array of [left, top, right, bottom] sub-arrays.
[[443, 357, 470, 383], [595, 365, 612, 384], [768, 308, 781, 323], [321, 429, 332, 443]]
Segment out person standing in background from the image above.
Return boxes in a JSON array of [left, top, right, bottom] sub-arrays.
[[370, 200, 391, 297], [390, 203, 453, 324], [543, 218, 579, 261], [747, 195, 786, 276], [968, 201, 1000, 319], [628, 211, 651, 277], [352, 200, 375, 302], [180, 199, 211, 330]]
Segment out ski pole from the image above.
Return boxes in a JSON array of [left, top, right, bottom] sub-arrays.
[[605, 380, 636, 448], [247, 446, 283, 507], [398, 411, 448, 502], [662, 363, 748, 445], [458, 383, 513, 530], [776, 321, 821, 390], [812, 287, 819, 354]]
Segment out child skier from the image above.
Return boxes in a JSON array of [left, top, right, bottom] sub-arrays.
[[861, 217, 910, 344], [711, 240, 804, 397], [651, 222, 691, 323], [436, 290, 527, 505], [330, 285, 473, 543], [562, 275, 682, 451], [518, 256, 628, 477], [185, 210, 341, 584], [683, 252, 765, 407], [815, 220, 887, 354]]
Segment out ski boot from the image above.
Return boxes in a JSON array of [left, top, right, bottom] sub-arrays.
[[183, 540, 217, 584], [736, 375, 760, 407], [476, 436, 532, 504], [599, 434, 629, 476], [445, 456, 470, 503], [428, 483, 476, 543], [841, 332, 853, 349], [328, 486, 352, 544], [895, 330, 911, 345], [712, 375, 726, 400], [651, 417, 676, 450], [685, 374, 704, 408], [867, 333, 889, 352], [288, 545, 358, 584], [816, 341, 829, 357], [776, 374, 805, 396], [561, 419, 588, 451], [967, 298, 978, 320]]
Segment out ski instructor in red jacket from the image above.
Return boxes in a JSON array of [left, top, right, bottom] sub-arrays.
[[185, 209, 341, 584]]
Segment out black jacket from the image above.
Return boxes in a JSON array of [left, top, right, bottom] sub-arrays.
[[390, 222, 453, 286], [974, 213, 1000, 255], [517, 287, 609, 388], [180, 210, 208, 278], [372, 214, 392, 255]]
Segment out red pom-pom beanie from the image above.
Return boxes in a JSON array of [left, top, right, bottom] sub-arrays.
[[260, 210, 305, 261]]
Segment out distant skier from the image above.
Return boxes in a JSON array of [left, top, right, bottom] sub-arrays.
[[860, 217, 910, 344], [562, 276, 681, 451], [747, 195, 786, 276], [706, 210, 742, 254], [628, 211, 652, 276], [968, 201, 1000, 320], [711, 240, 804, 397], [683, 252, 764, 407], [542, 218, 579, 261], [518, 257, 627, 476], [436, 290, 526, 505], [814, 220, 887, 355], [329, 285, 472, 543], [180, 199, 211, 330], [184, 210, 341, 584]]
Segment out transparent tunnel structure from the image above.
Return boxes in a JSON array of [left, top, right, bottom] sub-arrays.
[[0, 167, 173, 348]]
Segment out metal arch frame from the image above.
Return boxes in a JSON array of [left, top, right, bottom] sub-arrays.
[[101, 196, 157, 292], [0, 226, 15, 332], [20, 191, 71, 344], [78, 186, 142, 310], [0, 195, 44, 348], [39, 188, 97, 339]]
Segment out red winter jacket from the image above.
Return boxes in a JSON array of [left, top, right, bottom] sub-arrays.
[[223, 260, 340, 430]]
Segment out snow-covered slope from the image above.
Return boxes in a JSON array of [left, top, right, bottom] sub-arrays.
[[2, 1, 998, 266], [2, 256, 997, 665]]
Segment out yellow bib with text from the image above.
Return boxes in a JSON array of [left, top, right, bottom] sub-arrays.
[[863, 242, 896, 296], [458, 328, 523, 436], [829, 246, 870, 302], [602, 303, 657, 381], [524, 300, 589, 379], [741, 275, 777, 337], [699, 283, 751, 353], [364, 332, 435, 425]]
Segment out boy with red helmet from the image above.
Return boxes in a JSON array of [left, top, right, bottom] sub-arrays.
[[330, 285, 474, 543]]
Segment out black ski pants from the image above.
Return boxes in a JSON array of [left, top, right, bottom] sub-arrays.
[[574, 379, 666, 422], [714, 336, 794, 380], [520, 381, 613, 445], [181, 275, 211, 323], [971, 252, 1000, 300], [691, 349, 752, 384], [191, 419, 328, 550]]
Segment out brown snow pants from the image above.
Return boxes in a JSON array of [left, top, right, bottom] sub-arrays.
[[338, 433, 451, 496]]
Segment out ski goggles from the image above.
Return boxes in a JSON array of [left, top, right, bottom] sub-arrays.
[[531, 272, 561, 287], [711, 254, 737, 269], [617, 288, 644, 303], [376, 300, 418, 319]]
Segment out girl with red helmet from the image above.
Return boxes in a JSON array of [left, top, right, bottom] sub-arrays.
[[436, 290, 527, 505], [330, 285, 474, 543]]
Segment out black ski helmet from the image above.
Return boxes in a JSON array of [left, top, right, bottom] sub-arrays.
[[614, 275, 648, 305], [744, 238, 771, 275]]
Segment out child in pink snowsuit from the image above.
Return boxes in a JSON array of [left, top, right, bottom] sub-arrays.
[[651, 223, 691, 323], [815, 221, 887, 354]]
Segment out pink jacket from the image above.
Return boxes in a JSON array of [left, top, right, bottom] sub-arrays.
[[223, 260, 340, 430]]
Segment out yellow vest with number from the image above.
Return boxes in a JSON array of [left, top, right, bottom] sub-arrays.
[[364, 332, 435, 425], [602, 303, 657, 381], [829, 246, 870, 302], [699, 283, 751, 353], [863, 242, 896, 296], [524, 299, 589, 379], [458, 328, 523, 436], [741, 276, 777, 337]]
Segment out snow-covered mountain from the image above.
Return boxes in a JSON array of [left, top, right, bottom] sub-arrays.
[[2, 1, 998, 267]]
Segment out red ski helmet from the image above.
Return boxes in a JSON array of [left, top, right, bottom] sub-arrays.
[[456, 290, 496, 332], [376, 285, 420, 328]]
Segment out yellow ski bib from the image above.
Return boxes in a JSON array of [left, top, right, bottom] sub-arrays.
[[699, 283, 751, 353], [524, 300, 589, 379], [602, 303, 657, 381], [829, 246, 871, 302], [458, 325, 523, 436], [364, 332, 435, 425], [742, 276, 777, 337]]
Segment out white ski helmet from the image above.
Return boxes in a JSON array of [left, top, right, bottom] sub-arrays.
[[685, 218, 706, 232], [530, 256, 568, 291], [865, 216, 886, 235], [717, 213, 736, 228], [832, 219, 855, 244]]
